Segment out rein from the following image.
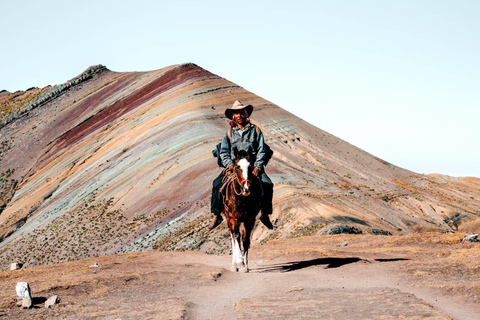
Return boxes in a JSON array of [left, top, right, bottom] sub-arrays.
[[220, 168, 243, 208]]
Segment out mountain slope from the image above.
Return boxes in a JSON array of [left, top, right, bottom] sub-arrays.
[[0, 63, 478, 270]]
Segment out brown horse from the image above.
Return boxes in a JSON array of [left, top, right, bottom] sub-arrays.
[[221, 148, 262, 273]]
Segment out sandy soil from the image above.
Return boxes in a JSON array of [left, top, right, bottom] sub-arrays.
[[0, 232, 479, 319]]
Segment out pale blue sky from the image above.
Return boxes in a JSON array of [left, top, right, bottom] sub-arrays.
[[1, 0, 479, 177]]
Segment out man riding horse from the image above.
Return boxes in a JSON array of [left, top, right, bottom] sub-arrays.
[[209, 100, 274, 230]]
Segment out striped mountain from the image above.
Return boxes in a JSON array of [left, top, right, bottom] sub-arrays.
[[0, 63, 479, 270]]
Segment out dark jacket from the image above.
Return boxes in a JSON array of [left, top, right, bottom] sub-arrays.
[[220, 122, 266, 171]]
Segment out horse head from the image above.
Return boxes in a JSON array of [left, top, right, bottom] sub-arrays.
[[234, 147, 253, 197]]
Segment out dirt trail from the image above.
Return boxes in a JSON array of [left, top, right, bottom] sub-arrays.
[[1, 233, 479, 319], [187, 252, 477, 320]]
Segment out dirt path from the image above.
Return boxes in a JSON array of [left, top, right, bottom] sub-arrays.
[[185, 252, 478, 320], [1, 233, 479, 319]]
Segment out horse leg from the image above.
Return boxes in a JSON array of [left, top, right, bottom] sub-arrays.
[[230, 227, 243, 272], [229, 231, 238, 272], [239, 220, 254, 273]]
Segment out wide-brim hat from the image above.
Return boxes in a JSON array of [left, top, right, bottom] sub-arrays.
[[225, 100, 253, 120]]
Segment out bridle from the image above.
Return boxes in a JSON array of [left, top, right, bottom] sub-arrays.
[[220, 164, 252, 208]]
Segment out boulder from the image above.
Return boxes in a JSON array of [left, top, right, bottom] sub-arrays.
[[463, 234, 478, 242], [45, 295, 59, 308], [10, 263, 23, 270], [21, 298, 32, 309], [16, 282, 31, 300]]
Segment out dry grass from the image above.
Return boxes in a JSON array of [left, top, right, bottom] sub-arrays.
[[0, 87, 50, 120]]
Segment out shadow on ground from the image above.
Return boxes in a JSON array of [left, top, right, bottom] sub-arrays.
[[374, 258, 409, 262], [253, 257, 411, 273], [253, 257, 364, 272], [31, 297, 47, 309]]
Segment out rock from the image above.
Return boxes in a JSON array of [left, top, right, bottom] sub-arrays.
[[463, 234, 478, 242], [21, 298, 32, 309], [16, 282, 31, 300], [336, 241, 348, 247], [196, 270, 222, 281], [372, 229, 392, 236], [10, 263, 23, 270], [89, 262, 99, 268], [45, 295, 59, 308], [317, 224, 363, 235]]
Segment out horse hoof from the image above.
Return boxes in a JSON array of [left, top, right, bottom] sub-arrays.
[[231, 266, 238, 272], [239, 267, 249, 273]]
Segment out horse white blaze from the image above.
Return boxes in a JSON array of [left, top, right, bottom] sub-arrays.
[[237, 158, 250, 191]]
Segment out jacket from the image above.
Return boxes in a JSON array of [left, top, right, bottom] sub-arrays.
[[219, 122, 267, 171]]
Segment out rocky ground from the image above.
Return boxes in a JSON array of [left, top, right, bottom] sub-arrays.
[[0, 232, 478, 319]]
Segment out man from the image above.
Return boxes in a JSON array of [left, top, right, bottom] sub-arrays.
[[209, 100, 274, 230]]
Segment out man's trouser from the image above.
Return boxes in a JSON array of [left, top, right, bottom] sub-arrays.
[[211, 170, 273, 216]]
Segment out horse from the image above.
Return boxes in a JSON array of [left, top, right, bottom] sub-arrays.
[[221, 148, 262, 273]]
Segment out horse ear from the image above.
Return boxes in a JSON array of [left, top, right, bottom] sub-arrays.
[[233, 146, 239, 158]]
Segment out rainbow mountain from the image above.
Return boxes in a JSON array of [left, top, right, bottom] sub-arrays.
[[0, 63, 478, 270]]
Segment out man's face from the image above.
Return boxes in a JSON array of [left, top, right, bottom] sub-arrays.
[[233, 110, 247, 124]]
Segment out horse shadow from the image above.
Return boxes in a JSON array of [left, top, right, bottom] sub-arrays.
[[252, 257, 410, 273]]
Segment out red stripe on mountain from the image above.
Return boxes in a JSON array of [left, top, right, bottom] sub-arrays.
[[33, 64, 212, 173], [63, 73, 143, 125]]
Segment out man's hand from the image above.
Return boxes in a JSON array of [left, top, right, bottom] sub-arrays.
[[229, 164, 235, 171], [252, 167, 259, 177]]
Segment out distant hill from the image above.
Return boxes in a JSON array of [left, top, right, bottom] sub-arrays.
[[0, 63, 478, 270]]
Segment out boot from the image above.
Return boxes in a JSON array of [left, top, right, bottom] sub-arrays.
[[260, 213, 274, 230], [208, 214, 223, 230]]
